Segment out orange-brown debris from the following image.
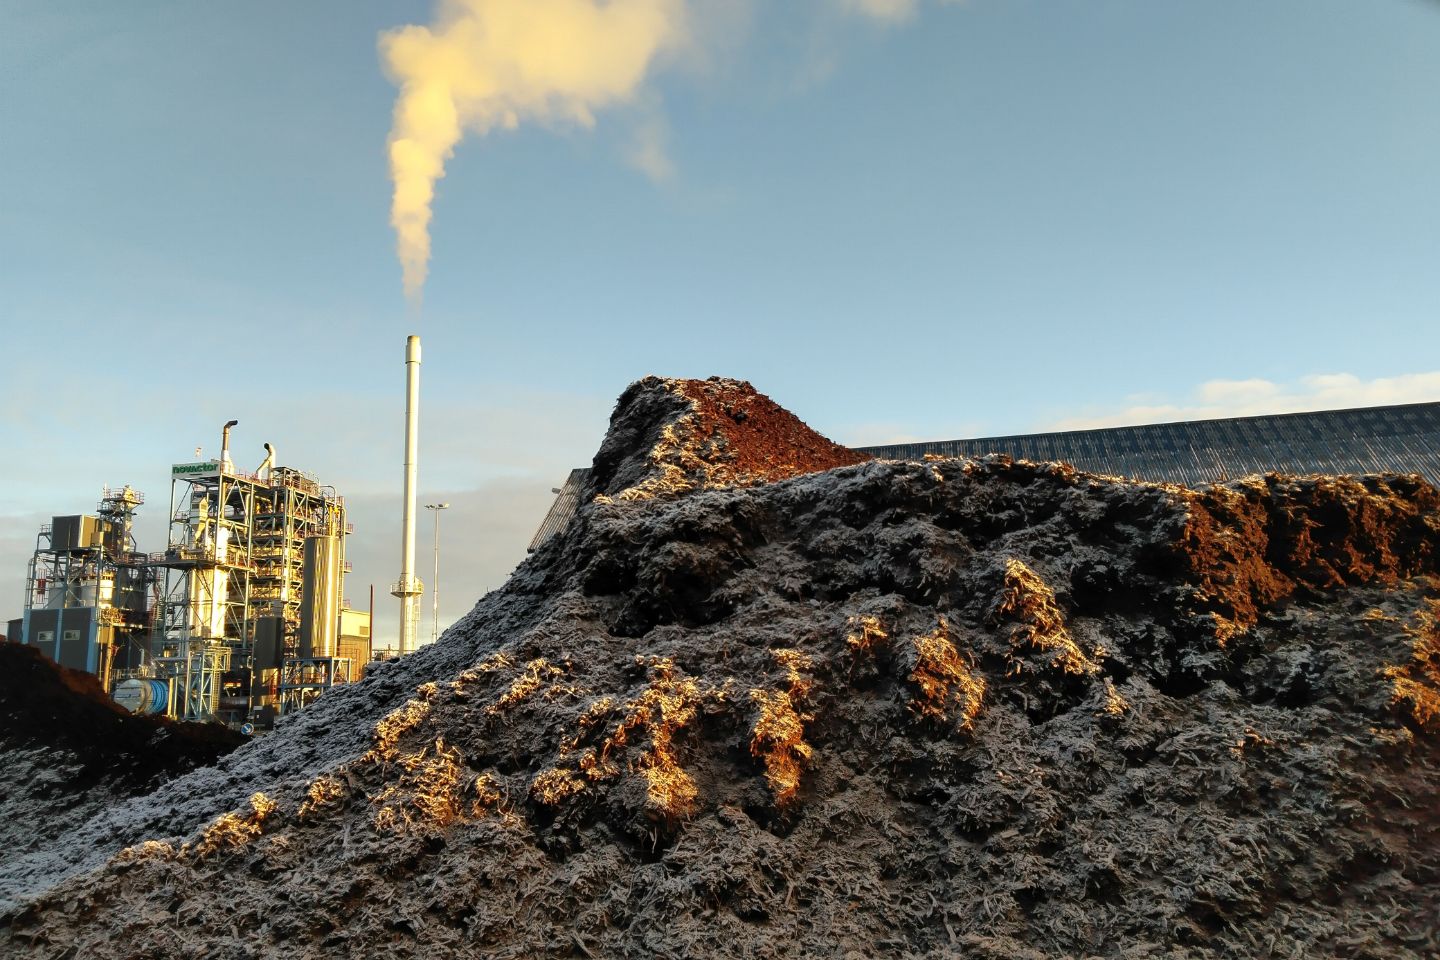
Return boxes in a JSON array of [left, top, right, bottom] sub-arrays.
[[534, 658, 705, 822], [746, 648, 816, 806], [488, 658, 566, 715], [192, 793, 278, 858], [1386, 598, 1440, 730], [905, 620, 986, 727], [995, 558, 1099, 675], [845, 614, 889, 659], [597, 377, 870, 501]]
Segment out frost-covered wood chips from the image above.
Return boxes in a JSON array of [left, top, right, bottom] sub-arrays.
[[2, 377, 1438, 959]]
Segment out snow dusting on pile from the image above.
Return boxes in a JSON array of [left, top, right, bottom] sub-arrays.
[[2, 377, 1438, 959]]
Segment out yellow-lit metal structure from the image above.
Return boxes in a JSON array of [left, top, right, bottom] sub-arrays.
[[148, 427, 353, 723], [338, 607, 373, 675]]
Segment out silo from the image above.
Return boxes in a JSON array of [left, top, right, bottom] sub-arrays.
[[298, 535, 341, 659]]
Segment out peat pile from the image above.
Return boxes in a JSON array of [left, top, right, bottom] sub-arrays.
[[589, 376, 871, 501], [0, 643, 245, 876], [3, 378, 1440, 959]]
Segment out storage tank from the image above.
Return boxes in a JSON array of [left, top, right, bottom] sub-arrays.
[[187, 567, 229, 638], [298, 535, 341, 659], [113, 678, 170, 716]]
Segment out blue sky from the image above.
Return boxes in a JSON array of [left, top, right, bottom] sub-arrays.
[[2, 0, 1438, 643]]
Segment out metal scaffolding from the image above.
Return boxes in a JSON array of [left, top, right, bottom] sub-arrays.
[[278, 656, 353, 714], [13, 427, 367, 728], [21, 486, 153, 691], [147, 454, 350, 724], [150, 640, 232, 722]]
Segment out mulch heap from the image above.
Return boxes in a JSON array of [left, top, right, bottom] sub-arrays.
[[2, 377, 1439, 960], [0, 642, 245, 898], [587, 376, 871, 501], [0, 642, 244, 786]]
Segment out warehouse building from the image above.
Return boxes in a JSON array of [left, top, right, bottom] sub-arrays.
[[530, 401, 1440, 552]]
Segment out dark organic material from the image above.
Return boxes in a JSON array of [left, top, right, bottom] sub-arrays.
[[0, 643, 245, 879], [2, 378, 1437, 959]]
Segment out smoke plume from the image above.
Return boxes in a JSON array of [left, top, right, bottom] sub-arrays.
[[380, 0, 686, 300]]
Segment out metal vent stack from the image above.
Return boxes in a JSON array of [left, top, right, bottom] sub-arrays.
[[391, 334, 423, 655]]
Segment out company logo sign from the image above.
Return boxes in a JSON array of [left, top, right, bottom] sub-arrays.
[[172, 462, 220, 478]]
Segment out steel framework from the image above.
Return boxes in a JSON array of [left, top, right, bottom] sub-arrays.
[[21, 486, 153, 690], [278, 656, 352, 714], [148, 458, 348, 723]]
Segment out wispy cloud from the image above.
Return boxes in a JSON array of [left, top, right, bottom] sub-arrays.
[[623, 108, 675, 183], [839, 0, 967, 24], [1045, 371, 1440, 432], [842, 0, 923, 22]]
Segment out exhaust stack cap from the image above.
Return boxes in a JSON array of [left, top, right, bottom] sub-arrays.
[[220, 419, 240, 473]]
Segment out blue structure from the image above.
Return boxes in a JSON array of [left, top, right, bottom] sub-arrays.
[[20, 487, 152, 688]]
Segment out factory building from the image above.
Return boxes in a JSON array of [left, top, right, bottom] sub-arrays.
[[338, 607, 373, 674], [21, 486, 153, 689], [12, 429, 373, 727], [147, 444, 358, 724]]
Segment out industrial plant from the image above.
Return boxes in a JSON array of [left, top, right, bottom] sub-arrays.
[[3, 336, 451, 727], [10, 425, 372, 727]]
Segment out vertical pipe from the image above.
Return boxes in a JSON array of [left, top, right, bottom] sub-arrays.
[[397, 335, 422, 655], [221, 420, 238, 475], [426, 503, 448, 644], [432, 506, 441, 645]]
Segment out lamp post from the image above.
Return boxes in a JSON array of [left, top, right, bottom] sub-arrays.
[[424, 503, 450, 645]]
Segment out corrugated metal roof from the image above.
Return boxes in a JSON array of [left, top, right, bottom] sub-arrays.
[[526, 468, 591, 553], [528, 402, 1440, 552], [860, 402, 1440, 488]]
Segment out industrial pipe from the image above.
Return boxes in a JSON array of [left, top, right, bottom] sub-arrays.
[[425, 502, 450, 645], [220, 420, 239, 474], [256, 442, 275, 482], [393, 335, 423, 655]]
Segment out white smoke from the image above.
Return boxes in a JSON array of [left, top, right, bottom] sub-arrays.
[[380, 0, 688, 300], [379, 0, 964, 300]]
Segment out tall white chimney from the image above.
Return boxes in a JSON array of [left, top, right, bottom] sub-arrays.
[[391, 334, 423, 654]]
